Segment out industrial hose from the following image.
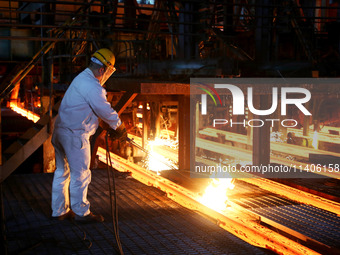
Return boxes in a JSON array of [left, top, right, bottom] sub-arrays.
[[105, 133, 124, 255]]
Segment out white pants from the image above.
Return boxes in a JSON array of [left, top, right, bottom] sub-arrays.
[[51, 128, 91, 217]]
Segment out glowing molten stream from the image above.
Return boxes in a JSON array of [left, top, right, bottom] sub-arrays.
[[145, 138, 178, 174], [9, 102, 40, 123], [199, 177, 235, 212], [147, 145, 172, 174]]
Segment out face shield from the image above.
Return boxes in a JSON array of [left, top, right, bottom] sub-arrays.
[[100, 65, 116, 85]]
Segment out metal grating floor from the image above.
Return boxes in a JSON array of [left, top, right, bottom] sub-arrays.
[[229, 181, 340, 251], [2, 170, 269, 255]]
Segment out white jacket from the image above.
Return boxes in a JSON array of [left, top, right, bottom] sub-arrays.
[[54, 68, 121, 136]]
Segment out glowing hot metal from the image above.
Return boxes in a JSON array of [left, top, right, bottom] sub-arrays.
[[9, 102, 40, 123]]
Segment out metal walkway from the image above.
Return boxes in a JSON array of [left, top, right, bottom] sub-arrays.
[[2, 170, 270, 255], [229, 181, 340, 254]]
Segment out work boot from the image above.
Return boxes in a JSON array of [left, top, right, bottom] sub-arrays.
[[74, 212, 104, 223], [52, 210, 75, 221]]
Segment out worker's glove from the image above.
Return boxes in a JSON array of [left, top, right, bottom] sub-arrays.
[[108, 123, 128, 143]]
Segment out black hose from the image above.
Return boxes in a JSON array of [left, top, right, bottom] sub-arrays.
[[105, 133, 124, 255]]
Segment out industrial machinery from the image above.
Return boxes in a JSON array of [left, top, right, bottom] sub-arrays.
[[0, 1, 340, 255]]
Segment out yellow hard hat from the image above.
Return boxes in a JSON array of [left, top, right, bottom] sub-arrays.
[[92, 48, 115, 68]]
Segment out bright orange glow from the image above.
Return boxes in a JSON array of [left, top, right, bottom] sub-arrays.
[[138, 104, 150, 110], [144, 138, 178, 174], [9, 102, 40, 123], [95, 146, 320, 255], [198, 171, 235, 212]]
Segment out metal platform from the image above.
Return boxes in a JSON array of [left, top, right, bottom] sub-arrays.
[[272, 178, 340, 202], [229, 180, 340, 254], [2, 170, 270, 255]]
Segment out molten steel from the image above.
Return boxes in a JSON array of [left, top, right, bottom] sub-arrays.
[[9, 102, 40, 123], [198, 175, 235, 212], [144, 138, 178, 174]]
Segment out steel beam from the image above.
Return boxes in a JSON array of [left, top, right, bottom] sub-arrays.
[[115, 92, 138, 115], [197, 156, 340, 217], [200, 128, 340, 158], [140, 83, 190, 94], [198, 128, 340, 179], [197, 133, 340, 179], [178, 95, 191, 171], [142, 102, 148, 149], [242, 177, 340, 216], [96, 147, 319, 255], [252, 94, 270, 166]]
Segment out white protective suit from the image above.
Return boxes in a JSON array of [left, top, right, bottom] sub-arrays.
[[51, 68, 121, 217]]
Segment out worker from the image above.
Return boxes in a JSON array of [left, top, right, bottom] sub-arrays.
[[51, 48, 126, 223]]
